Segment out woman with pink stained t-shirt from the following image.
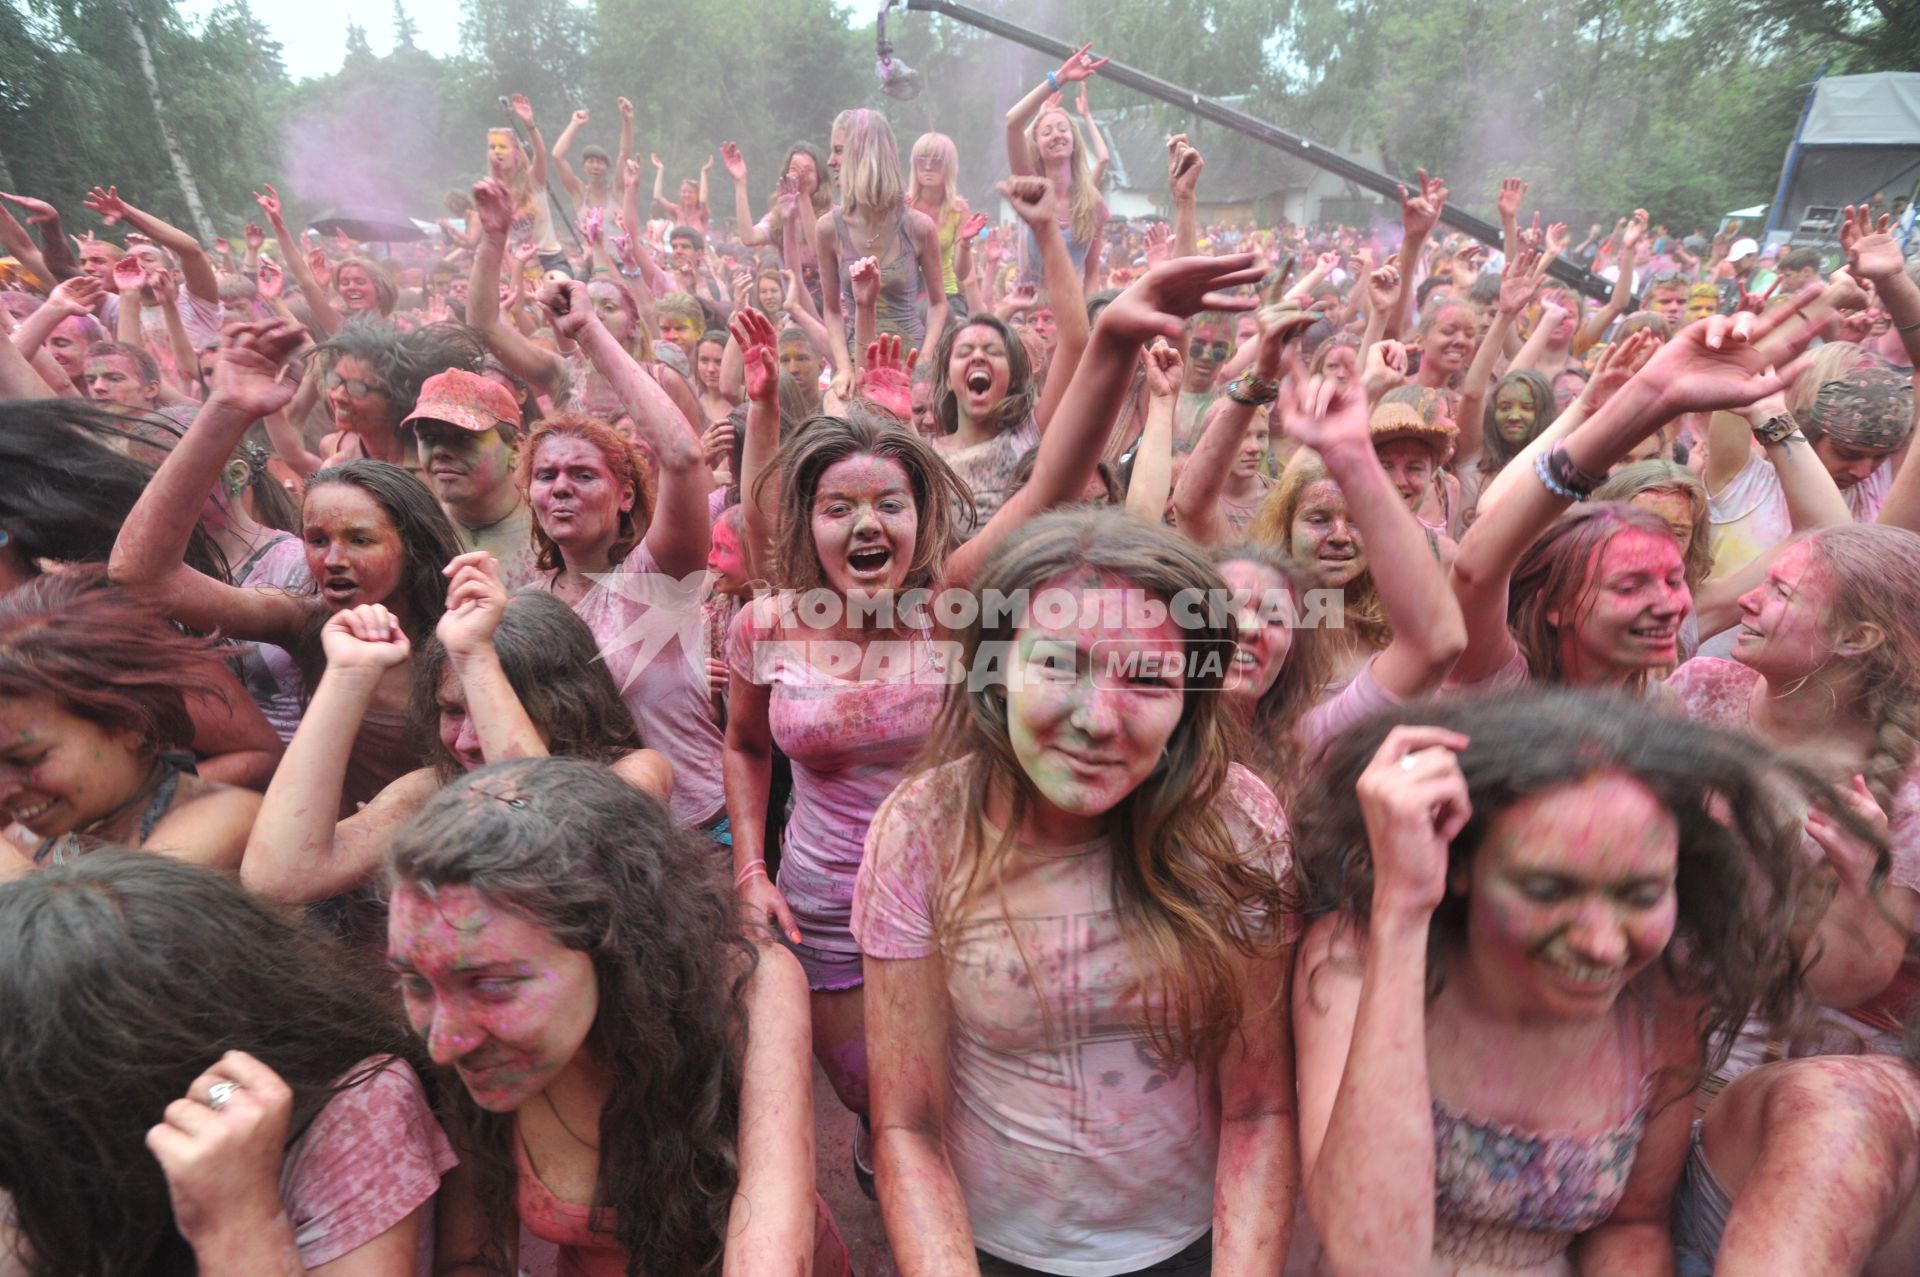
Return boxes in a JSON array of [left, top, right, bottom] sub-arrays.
[[726, 250, 1269, 1190], [0, 852, 453, 1277], [855, 510, 1297, 1276]]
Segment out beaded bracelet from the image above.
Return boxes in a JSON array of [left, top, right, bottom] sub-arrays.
[[1535, 450, 1588, 502]]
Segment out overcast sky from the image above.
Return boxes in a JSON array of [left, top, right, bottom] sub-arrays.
[[178, 0, 467, 82]]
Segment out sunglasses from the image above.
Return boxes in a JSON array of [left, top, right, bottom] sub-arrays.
[[325, 371, 384, 399], [1188, 341, 1230, 362]]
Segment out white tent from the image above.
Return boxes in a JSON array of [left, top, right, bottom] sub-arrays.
[[1769, 73, 1920, 244]]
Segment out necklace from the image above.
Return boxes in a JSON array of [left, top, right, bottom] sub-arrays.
[[543, 1089, 601, 1150], [850, 210, 887, 250]]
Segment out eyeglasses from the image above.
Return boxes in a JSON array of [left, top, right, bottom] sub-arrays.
[[1645, 272, 1690, 289], [325, 371, 384, 398], [1189, 341, 1230, 361]]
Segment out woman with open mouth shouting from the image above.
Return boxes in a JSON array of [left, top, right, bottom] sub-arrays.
[[925, 175, 1091, 535], [1291, 691, 1816, 1274], [112, 320, 462, 813], [726, 249, 1268, 1186]]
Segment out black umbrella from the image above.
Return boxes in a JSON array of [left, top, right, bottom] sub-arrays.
[[306, 209, 429, 244]]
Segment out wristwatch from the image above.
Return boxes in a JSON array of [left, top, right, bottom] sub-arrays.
[[1751, 410, 1800, 447]]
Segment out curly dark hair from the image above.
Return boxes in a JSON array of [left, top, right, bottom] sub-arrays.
[[1291, 690, 1841, 1073], [0, 399, 226, 581], [316, 318, 487, 417], [386, 758, 757, 1277], [409, 590, 643, 781], [0, 851, 419, 1277]]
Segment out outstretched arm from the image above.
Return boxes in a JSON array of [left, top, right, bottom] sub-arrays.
[[253, 184, 343, 337], [550, 108, 588, 203], [1005, 177, 1089, 432], [467, 180, 565, 397], [1005, 42, 1107, 176], [1124, 339, 1181, 525], [83, 185, 217, 305]]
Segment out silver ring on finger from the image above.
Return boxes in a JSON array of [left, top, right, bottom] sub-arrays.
[[206, 1080, 242, 1111], [1399, 753, 1420, 772]]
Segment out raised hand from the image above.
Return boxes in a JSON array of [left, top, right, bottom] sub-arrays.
[[1578, 326, 1661, 412], [83, 185, 130, 226], [701, 155, 715, 176], [469, 179, 516, 238], [1619, 207, 1650, 253], [580, 206, 604, 247], [319, 603, 411, 671], [243, 222, 265, 251], [1361, 338, 1409, 401], [250, 183, 281, 223], [1356, 726, 1474, 916], [650, 152, 664, 171], [1275, 361, 1372, 454], [1735, 277, 1780, 315], [1143, 220, 1173, 265], [848, 256, 881, 309], [1167, 134, 1203, 200], [997, 282, 1038, 317], [1075, 81, 1092, 118], [209, 318, 307, 418], [858, 334, 917, 417], [774, 173, 800, 220], [1142, 335, 1183, 398], [111, 255, 148, 295], [1097, 252, 1266, 343], [1806, 775, 1891, 892], [1498, 246, 1550, 316], [1398, 169, 1448, 240], [998, 175, 1060, 230], [617, 96, 633, 121], [437, 552, 509, 658], [1365, 257, 1402, 315], [960, 210, 990, 240], [46, 274, 105, 317], [570, 108, 590, 127], [507, 240, 539, 268], [0, 191, 59, 226], [1635, 296, 1822, 415], [721, 141, 748, 182], [1544, 221, 1570, 259], [1054, 41, 1109, 85], [1042, 90, 1063, 113], [145, 1051, 294, 1250], [1496, 176, 1528, 221], [510, 93, 535, 127], [536, 277, 596, 340], [730, 307, 779, 403], [1840, 204, 1907, 283], [256, 256, 284, 301], [307, 249, 333, 288]]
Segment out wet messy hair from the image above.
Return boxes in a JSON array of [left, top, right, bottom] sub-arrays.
[[1293, 689, 1821, 1074], [386, 758, 756, 1277], [315, 317, 487, 417], [0, 851, 417, 1277], [1509, 501, 1684, 689], [0, 400, 224, 580], [759, 405, 969, 593], [918, 508, 1294, 1067], [410, 591, 642, 782], [0, 565, 232, 754], [516, 412, 653, 575], [304, 459, 461, 642]]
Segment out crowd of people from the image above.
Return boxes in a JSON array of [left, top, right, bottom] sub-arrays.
[[3, 39, 1920, 1277]]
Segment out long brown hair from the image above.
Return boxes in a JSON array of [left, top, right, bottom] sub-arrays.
[[1248, 450, 1391, 651], [1508, 501, 1684, 689], [1210, 540, 1333, 801], [757, 406, 970, 593], [517, 412, 655, 574], [913, 509, 1293, 1067]]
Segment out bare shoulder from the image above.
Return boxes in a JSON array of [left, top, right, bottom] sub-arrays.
[[146, 782, 263, 870]]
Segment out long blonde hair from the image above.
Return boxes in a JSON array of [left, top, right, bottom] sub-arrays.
[[486, 128, 535, 215], [909, 131, 959, 221], [835, 109, 904, 220], [1023, 108, 1101, 246], [916, 509, 1293, 1067], [1593, 460, 1713, 589]]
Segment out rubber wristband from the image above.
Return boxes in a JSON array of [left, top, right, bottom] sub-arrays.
[[1047, 70, 1060, 93], [1897, 316, 1920, 334], [733, 860, 768, 888], [1534, 451, 1587, 502]]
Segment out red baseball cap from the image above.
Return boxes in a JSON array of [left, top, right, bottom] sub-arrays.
[[403, 368, 520, 433]]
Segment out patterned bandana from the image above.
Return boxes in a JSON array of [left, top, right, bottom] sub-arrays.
[[1808, 363, 1915, 452]]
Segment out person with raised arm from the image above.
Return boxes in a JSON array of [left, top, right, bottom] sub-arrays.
[[517, 278, 723, 836], [652, 151, 713, 233], [927, 176, 1090, 534], [551, 97, 631, 214], [1293, 691, 1813, 1275], [817, 110, 947, 381], [241, 554, 669, 907], [1004, 43, 1111, 294], [79, 184, 224, 355], [725, 251, 1267, 1187], [110, 320, 461, 809], [1447, 295, 1825, 692]]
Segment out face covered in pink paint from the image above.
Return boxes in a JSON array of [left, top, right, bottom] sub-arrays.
[[1452, 772, 1678, 1021], [1556, 528, 1689, 679], [389, 882, 598, 1112], [1004, 574, 1189, 842], [1217, 559, 1294, 703], [0, 691, 155, 839], [811, 453, 918, 596]]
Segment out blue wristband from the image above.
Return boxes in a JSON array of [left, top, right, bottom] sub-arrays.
[[1047, 70, 1060, 93]]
